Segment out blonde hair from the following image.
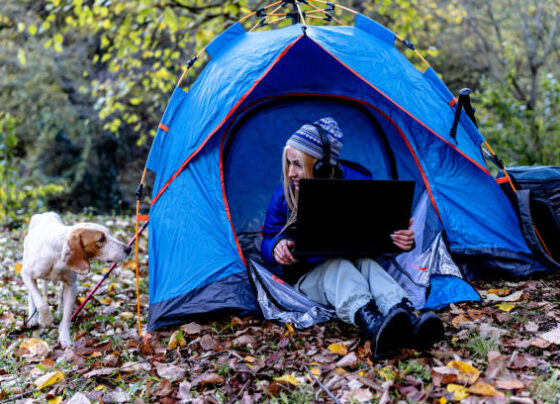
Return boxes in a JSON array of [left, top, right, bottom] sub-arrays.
[[280, 146, 317, 233]]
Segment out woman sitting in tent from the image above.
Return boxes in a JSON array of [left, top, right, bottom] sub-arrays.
[[260, 117, 444, 358]]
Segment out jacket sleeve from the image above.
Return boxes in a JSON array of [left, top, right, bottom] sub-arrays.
[[261, 185, 289, 265]]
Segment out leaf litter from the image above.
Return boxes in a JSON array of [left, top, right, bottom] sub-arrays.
[[2, 214, 560, 402]]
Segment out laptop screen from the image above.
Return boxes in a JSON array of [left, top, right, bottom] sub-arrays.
[[295, 179, 415, 256]]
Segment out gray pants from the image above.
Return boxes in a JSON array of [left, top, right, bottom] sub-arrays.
[[295, 258, 407, 326]]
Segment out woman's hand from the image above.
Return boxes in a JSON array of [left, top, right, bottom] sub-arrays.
[[391, 218, 415, 251], [274, 239, 297, 265]]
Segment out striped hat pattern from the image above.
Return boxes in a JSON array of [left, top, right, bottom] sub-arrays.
[[286, 117, 343, 164]]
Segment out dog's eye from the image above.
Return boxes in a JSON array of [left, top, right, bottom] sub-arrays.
[[99, 234, 106, 243]]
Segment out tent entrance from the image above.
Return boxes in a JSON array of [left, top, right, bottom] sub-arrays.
[[220, 94, 430, 265]]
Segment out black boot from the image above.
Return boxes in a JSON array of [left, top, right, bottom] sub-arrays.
[[396, 298, 444, 350], [355, 299, 412, 358]]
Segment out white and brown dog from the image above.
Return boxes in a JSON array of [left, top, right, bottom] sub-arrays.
[[21, 212, 130, 348]]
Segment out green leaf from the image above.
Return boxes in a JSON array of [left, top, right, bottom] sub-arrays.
[[28, 25, 37, 35], [162, 8, 178, 33], [17, 49, 26, 65], [6, 134, 18, 148], [54, 33, 63, 44]]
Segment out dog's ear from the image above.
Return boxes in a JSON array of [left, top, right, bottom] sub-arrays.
[[62, 229, 90, 274]]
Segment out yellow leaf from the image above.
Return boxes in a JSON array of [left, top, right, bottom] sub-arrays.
[[487, 288, 511, 297], [89, 351, 102, 359], [447, 383, 469, 401], [274, 374, 300, 386], [95, 384, 106, 390], [328, 343, 348, 356], [497, 303, 516, 312], [99, 297, 112, 305], [243, 355, 257, 363], [377, 365, 397, 382], [452, 315, 470, 328], [14, 263, 22, 275], [17, 49, 26, 65], [468, 381, 504, 397], [284, 323, 295, 337], [28, 25, 37, 35], [446, 360, 481, 385], [34, 371, 64, 390], [108, 283, 117, 293], [310, 366, 321, 377], [48, 397, 63, 404], [439, 397, 447, 404], [77, 297, 86, 304], [122, 261, 136, 270]]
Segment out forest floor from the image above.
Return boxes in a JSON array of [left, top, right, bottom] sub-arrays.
[[1, 214, 560, 403]]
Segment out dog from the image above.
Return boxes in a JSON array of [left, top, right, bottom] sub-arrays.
[[21, 212, 131, 348]]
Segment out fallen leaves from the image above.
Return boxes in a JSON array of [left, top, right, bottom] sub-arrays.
[[447, 360, 481, 384], [34, 370, 64, 390], [6, 215, 560, 403], [328, 342, 348, 355], [539, 327, 560, 345], [18, 338, 50, 361]]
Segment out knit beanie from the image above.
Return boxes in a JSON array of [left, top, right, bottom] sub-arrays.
[[286, 117, 343, 165]]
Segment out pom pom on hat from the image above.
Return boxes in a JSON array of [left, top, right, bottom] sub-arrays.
[[286, 117, 343, 164]]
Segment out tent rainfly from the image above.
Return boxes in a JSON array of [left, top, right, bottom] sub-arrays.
[[139, 3, 546, 331]]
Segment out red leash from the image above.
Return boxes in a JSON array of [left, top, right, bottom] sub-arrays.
[[71, 221, 149, 322]]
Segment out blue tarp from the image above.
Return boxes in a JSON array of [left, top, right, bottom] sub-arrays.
[[146, 16, 540, 331]]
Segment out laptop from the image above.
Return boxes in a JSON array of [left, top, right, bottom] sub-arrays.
[[294, 179, 415, 256]]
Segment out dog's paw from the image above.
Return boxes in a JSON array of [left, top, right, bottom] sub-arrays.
[[38, 306, 53, 328], [27, 312, 40, 328], [58, 335, 72, 349]]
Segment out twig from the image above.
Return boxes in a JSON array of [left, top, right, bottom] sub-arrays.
[[0, 388, 38, 403], [304, 364, 340, 404]]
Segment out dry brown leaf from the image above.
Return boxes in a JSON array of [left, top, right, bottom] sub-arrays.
[[446, 360, 481, 385], [341, 387, 373, 403], [539, 327, 560, 345], [181, 322, 202, 335], [495, 379, 525, 390], [467, 381, 504, 397], [18, 338, 50, 362], [529, 337, 552, 349], [199, 334, 218, 351], [431, 366, 458, 387], [233, 334, 257, 348], [156, 363, 186, 381], [119, 312, 134, 320], [336, 352, 359, 368], [151, 379, 173, 397], [193, 372, 224, 388], [508, 353, 539, 370]]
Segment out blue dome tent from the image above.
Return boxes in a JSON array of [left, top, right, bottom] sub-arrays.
[[140, 3, 545, 332]]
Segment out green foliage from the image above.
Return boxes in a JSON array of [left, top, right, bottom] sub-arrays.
[[0, 112, 65, 225], [530, 373, 560, 404], [0, 0, 558, 223]]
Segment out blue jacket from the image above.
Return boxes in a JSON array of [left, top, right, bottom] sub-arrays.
[[261, 162, 372, 266]]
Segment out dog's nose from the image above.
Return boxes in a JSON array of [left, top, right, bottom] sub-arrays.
[[124, 246, 132, 255]]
